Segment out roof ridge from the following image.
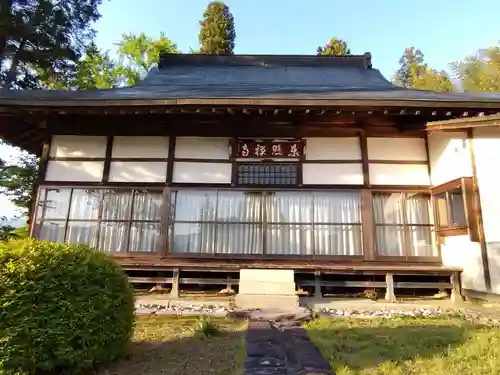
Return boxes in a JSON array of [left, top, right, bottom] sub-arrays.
[[158, 53, 372, 69]]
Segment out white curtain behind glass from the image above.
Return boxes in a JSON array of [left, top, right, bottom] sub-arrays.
[[171, 190, 363, 256], [373, 193, 435, 257], [314, 192, 362, 256]]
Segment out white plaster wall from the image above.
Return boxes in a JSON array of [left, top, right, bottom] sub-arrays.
[[45, 161, 104, 182], [427, 131, 472, 186], [305, 137, 361, 160], [108, 161, 167, 182], [367, 137, 427, 161], [173, 162, 232, 183], [369, 164, 430, 185], [472, 127, 500, 295], [175, 137, 230, 159], [112, 136, 169, 158], [303, 163, 363, 185], [441, 235, 487, 292], [50, 135, 107, 158], [472, 127, 500, 243]]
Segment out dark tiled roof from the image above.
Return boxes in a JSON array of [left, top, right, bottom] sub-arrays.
[[1, 53, 500, 107]]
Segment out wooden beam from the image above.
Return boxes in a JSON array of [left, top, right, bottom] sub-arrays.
[[101, 136, 113, 183]]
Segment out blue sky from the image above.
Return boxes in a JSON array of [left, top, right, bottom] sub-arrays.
[[95, 0, 500, 78], [3, 0, 500, 221]]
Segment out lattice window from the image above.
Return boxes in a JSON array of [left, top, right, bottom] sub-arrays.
[[236, 163, 299, 186]]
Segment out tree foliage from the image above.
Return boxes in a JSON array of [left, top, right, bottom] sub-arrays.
[[117, 32, 178, 85], [393, 47, 454, 92], [0, 149, 38, 212], [199, 1, 235, 54], [452, 46, 500, 92], [317, 38, 351, 56], [0, 0, 104, 89], [0, 32, 179, 223]]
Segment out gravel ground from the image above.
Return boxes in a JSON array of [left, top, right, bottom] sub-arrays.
[[135, 303, 233, 317], [318, 307, 446, 318]]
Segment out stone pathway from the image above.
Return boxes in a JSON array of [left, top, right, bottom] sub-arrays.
[[243, 309, 334, 375]]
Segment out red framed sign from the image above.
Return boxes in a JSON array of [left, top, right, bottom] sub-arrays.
[[234, 140, 303, 158]]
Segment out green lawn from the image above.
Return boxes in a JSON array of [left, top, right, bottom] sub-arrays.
[[304, 316, 500, 375], [92, 316, 246, 375]]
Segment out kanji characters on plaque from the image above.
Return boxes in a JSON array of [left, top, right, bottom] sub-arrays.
[[235, 140, 303, 158]]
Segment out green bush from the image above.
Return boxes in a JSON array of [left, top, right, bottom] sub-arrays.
[[0, 239, 135, 375]]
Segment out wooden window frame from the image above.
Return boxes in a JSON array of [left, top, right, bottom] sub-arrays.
[[33, 186, 164, 255], [372, 191, 438, 262], [166, 187, 363, 260], [430, 177, 478, 240]]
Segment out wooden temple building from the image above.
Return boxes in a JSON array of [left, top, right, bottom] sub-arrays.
[[2, 52, 500, 305]]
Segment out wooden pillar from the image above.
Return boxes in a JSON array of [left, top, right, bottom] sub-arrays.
[[170, 268, 180, 299], [467, 129, 492, 292], [450, 271, 464, 305], [385, 273, 396, 302], [314, 271, 323, 299], [226, 275, 235, 293]]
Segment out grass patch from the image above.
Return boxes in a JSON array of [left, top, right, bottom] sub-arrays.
[[193, 316, 220, 339], [304, 316, 500, 375], [92, 316, 247, 375]]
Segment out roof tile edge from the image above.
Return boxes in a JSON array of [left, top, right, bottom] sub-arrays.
[[158, 53, 373, 69]]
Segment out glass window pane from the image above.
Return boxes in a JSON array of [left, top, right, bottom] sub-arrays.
[[170, 223, 215, 253], [215, 224, 262, 254], [102, 190, 133, 221], [69, 189, 100, 220], [171, 190, 217, 222], [216, 191, 262, 222], [266, 224, 313, 255], [38, 221, 65, 242], [375, 226, 405, 256], [38, 188, 71, 219], [266, 192, 313, 223], [372, 193, 404, 224], [66, 222, 98, 247], [408, 226, 436, 257], [129, 223, 160, 252], [133, 190, 162, 221], [449, 188, 467, 227], [315, 224, 362, 256], [435, 193, 449, 228], [405, 193, 432, 225], [314, 191, 361, 224], [99, 222, 129, 252]]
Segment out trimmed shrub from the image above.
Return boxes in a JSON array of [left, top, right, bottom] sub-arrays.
[[0, 239, 135, 375]]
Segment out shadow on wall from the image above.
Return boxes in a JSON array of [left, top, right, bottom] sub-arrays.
[[486, 241, 500, 295]]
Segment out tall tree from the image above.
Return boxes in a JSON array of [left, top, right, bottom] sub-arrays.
[[452, 46, 500, 92], [1, 0, 104, 89], [199, 1, 235, 54], [39, 42, 122, 89], [317, 38, 351, 56], [393, 47, 454, 92], [117, 32, 178, 85], [393, 47, 425, 88], [0, 32, 180, 219]]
